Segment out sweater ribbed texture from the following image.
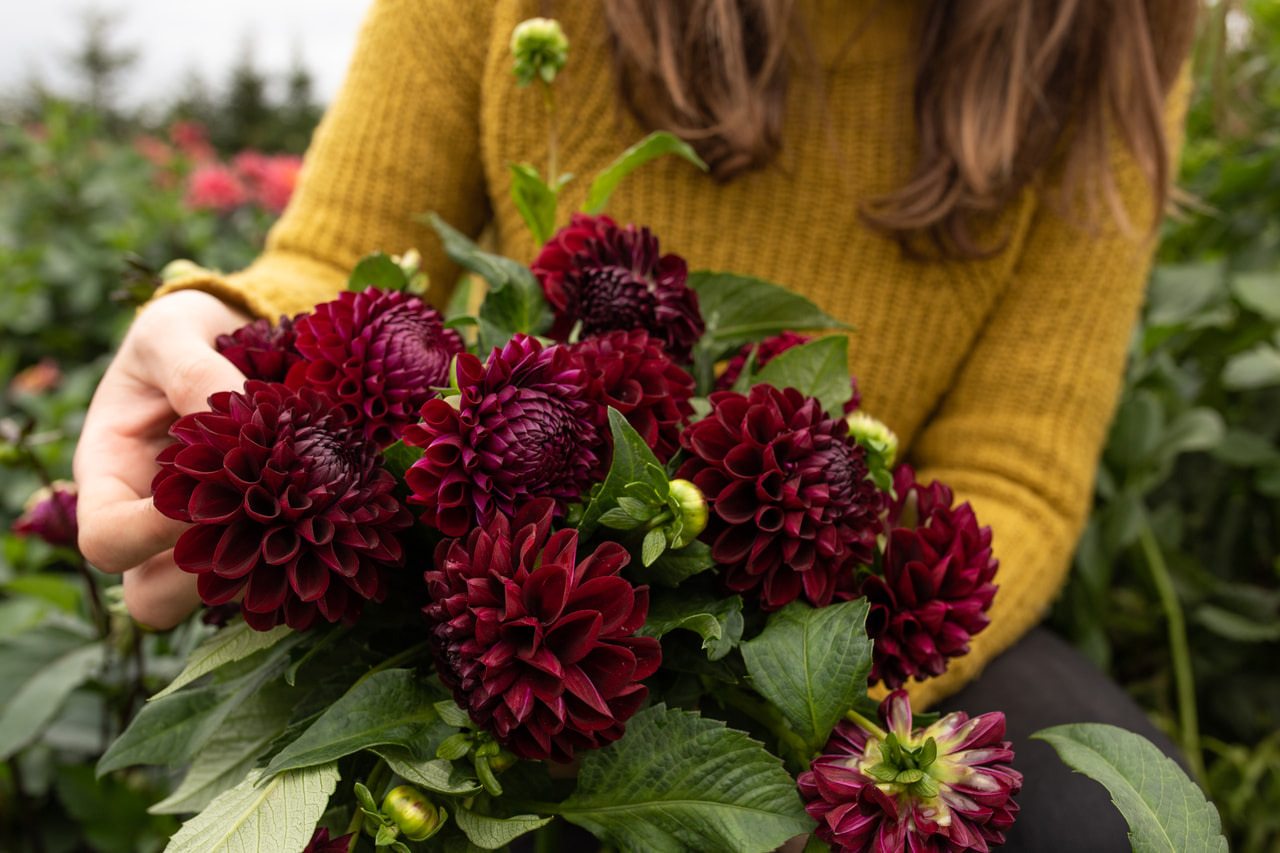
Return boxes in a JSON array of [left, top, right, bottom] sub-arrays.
[[157, 0, 1188, 709]]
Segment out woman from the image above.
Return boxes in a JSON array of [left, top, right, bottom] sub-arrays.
[[74, 1, 1196, 849]]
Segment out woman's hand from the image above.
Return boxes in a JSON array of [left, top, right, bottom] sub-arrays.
[[74, 290, 250, 629]]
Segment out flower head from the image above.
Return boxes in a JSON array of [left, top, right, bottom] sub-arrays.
[[532, 214, 703, 361], [425, 499, 660, 762], [860, 466, 999, 689], [675, 385, 883, 610], [301, 828, 353, 853], [510, 17, 570, 87], [716, 332, 861, 414], [12, 481, 78, 548], [152, 381, 412, 631], [216, 315, 304, 384], [569, 329, 694, 463], [798, 690, 1021, 853], [404, 335, 603, 537], [286, 288, 464, 448], [185, 163, 246, 212]]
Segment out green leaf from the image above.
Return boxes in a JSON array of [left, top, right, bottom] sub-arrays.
[[162, 763, 340, 853], [263, 669, 451, 777], [433, 700, 472, 729], [1032, 723, 1228, 853], [376, 823, 399, 847], [1211, 428, 1280, 468], [348, 252, 409, 293], [508, 163, 559, 245], [560, 705, 813, 853], [641, 527, 667, 567], [382, 440, 426, 483], [1192, 605, 1280, 643], [1144, 263, 1225, 328], [1222, 344, 1280, 390], [639, 590, 744, 661], [150, 621, 293, 701], [0, 639, 105, 760], [633, 539, 717, 588], [752, 336, 852, 417], [576, 409, 667, 540], [372, 745, 483, 796], [1230, 271, 1280, 320], [455, 809, 552, 850], [740, 599, 872, 755], [690, 271, 850, 356], [1, 574, 82, 612], [436, 732, 472, 761], [149, 681, 300, 815], [1105, 391, 1165, 472], [584, 131, 707, 214], [1102, 489, 1147, 553], [1153, 408, 1224, 464]]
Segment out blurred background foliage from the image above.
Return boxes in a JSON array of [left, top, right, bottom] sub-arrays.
[[1, 1, 1278, 851]]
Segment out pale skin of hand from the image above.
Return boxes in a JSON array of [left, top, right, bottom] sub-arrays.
[[74, 290, 251, 630]]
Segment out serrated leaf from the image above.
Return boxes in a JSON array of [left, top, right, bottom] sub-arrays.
[[690, 272, 850, 355], [584, 131, 707, 214], [752, 336, 852, 417], [639, 590, 744, 660], [577, 409, 667, 540], [641, 527, 667, 567], [508, 163, 559, 245], [264, 669, 451, 777], [455, 809, 552, 850], [373, 746, 482, 796], [635, 540, 718, 588], [348, 252, 409, 293], [163, 763, 339, 853], [151, 621, 292, 701], [1032, 723, 1228, 853], [740, 599, 872, 756], [561, 705, 813, 853], [1222, 344, 1280, 390], [0, 639, 105, 760]]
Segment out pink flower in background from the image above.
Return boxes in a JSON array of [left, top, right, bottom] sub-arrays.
[[185, 163, 248, 213], [254, 154, 303, 214], [168, 120, 215, 162], [133, 134, 174, 170], [8, 358, 62, 395], [12, 481, 79, 549]]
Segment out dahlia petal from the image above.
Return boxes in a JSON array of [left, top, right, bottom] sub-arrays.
[[288, 553, 330, 601], [241, 606, 283, 631], [544, 610, 602, 665], [173, 524, 222, 572], [213, 521, 263, 578], [566, 576, 634, 635], [262, 527, 301, 566], [563, 664, 614, 719], [197, 571, 247, 605], [523, 565, 571, 624], [244, 566, 290, 612]]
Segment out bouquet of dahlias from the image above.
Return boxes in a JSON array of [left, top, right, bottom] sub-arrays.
[[97, 18, 1226, 853]]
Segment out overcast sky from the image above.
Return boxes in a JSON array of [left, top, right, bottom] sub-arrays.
[[0, 1, 369, 110]]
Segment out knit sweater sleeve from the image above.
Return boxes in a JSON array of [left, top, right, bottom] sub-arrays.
[[153, 0, 493, 319], [887, 75, 1193, 711]]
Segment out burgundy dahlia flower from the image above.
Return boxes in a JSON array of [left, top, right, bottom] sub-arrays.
[[285, 287, 464, 448], [216, 315, 303, 383], [152, 381, 412, 631], [860, 466, 999, 689], [425, 498, 661, 763], [569, 329, 694, 463], [11, 481, 78, 548], [403, 335, 603, 537], [716, 332, 862, 414], [675, 385, 883, 610], [531, 213, 703, 360], [300, 828, 353, 853], [799, 690, 1021, 853]]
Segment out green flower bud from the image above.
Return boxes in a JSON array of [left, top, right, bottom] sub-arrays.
[[510, 18, 569, 87], [667, 479, 708, 547], [381, 785, 443, 842], [158, 258, 213, 283], [845, 411, 899, 467]]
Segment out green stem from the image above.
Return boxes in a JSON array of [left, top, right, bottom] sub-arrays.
[[1137, 523, 1205, 784], [532, 819, 561, 853], [717, 685, 813, 771], [348, 640, 433, 694], [541, 82, 558, 187], [844, 708, 888, 741], [346, 759, 392, 853]]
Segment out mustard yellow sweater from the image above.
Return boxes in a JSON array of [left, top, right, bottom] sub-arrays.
[[157, 0, 1188, 708]]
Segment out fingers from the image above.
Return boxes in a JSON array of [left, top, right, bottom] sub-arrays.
[[121, 552, 205, 631]]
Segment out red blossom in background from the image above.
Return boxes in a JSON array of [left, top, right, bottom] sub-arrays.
[[285, 288, 463, 448], [716, 331, 861, 413], [185, 162, 247, 213], [569, 329, 694, 463], [12, 481, 78, 549], [168, 120, 215, 162], [233, 150, 304, 214], [152, 381, 412, 631], [403, 335, 603, 537], [859, 466, 999, 689], [799, 690, 1020, 853], [216, 315, 304, 384], [425, 498, 660, 763], [531, 213, 704, 360], [676, 385, 882, 610]]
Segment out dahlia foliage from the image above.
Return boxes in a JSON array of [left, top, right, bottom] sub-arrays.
[[122, 25, 1016, 852]]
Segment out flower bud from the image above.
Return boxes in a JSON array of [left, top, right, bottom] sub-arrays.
[[381, 785, 443, 842], [667, 478, 708, 547], [12, 480, 78, 548], [158, 258, 212, 283], [845, 411, 898, 467], [510, 18, 569, 87]]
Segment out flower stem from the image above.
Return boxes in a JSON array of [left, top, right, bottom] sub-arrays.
[[844, 707, 888, 741], [717, 685, 813, 771], [541, 82, 558, 187], [1137, 523, 1205, 784], [346, 758, 392, 853]]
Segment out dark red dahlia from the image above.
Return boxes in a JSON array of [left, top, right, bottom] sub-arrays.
[[215, 314, 304, 383], [11, 481, 78, 548], [716, 332, 862, 414], [861, 465, 999, 689], [403, 335, 603, 537], [799, 690, 1020, 853], [285, 287, 464, 448], [568, 329, 694, 463], [675, 385, 883, 610], [531, 213, 703, 361], [425, 498, 661, 763], [301, 828, 353, 853], [152, 381, 412, 631]]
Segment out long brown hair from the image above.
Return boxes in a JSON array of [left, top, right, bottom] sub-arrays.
[[601, 0, 1198, 256]]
